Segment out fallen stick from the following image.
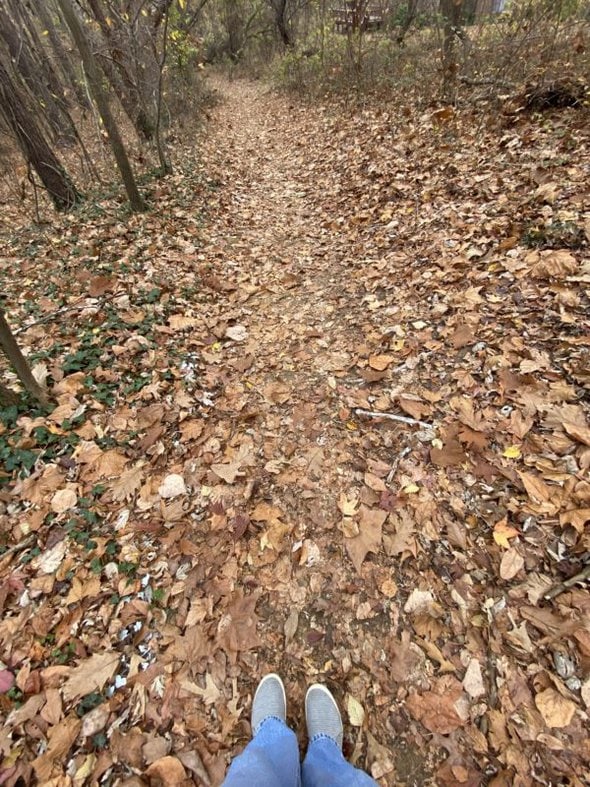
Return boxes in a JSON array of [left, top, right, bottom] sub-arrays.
[[544, 563, 590, 601], [354, 408, 433, 430]]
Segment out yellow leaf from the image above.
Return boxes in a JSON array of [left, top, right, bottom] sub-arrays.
[[403, 483, 420, 494], [346, 421, 357, 431], [493, 517, 520, 549], [179, 0, 186, 8], [347, 695, 365, 727], [503, 445, 521, 459]]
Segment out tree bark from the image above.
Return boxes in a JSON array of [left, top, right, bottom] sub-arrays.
[[440, 0, 464, 99], [56, 0, 146, 212], [29, 0, 90, 109], [0, 309, 51, 406], [397, 0, 419, 45], [0, 55, 81, 211], [270, 0, 293, 48], [85, 0, 155, 140], [0, 1, 71, 141]]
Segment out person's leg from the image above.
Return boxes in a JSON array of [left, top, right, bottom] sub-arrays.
[[222, 674, 301, 787], [223, 716, 301, 787], [302, 735, 377, 787], [301, 684, 378, 787]]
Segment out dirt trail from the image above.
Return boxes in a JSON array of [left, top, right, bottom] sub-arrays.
[[193, 79, 432, 782]]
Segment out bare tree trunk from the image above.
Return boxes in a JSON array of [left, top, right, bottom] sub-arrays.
[[0, 309, 51, 406], [270, 0, 293, 48], [179, 0, 210, 32], [153, 2, 172, 175], [0, 1, 71, 141], [85, 0, 155, 140], [0, 55, 82, 211], [440, 0, 463, 99], [397, 0, 419, 45], [30, 0, 90, 109], [56, 0, 146, 212]]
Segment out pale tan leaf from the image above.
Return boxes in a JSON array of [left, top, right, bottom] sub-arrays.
[[158, 473, 187, 499], [50, 487, 77, 513], [62, 653, 120, 702], [535, 688, 577, 728], [347, 695, 365, 727], [499, 548, 525, 580]]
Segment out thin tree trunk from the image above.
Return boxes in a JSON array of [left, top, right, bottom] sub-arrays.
[[0, 309, 51, 406], [440, 0, 463, 99], [0, 55, 82, 211], [271, 0, 293, 48], [86, 0, 155, 140], [154, 2, 172, 175], [397, 0, 419, 45], [56, 0, 146, 212], [0, 2, 70, 142], [30, 0, 90, 109]]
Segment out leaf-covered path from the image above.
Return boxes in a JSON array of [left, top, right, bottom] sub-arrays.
[[1, 77, 590, 785]]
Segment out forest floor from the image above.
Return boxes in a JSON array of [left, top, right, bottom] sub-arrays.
[[1, 76, 590, 786]]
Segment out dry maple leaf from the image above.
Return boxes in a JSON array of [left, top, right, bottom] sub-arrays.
[[345, 505, 386, 573], [62, 652, 120, 702], [216, 591, 262, 664], [406, 676, 465, 734], [31, 715, 82, 782], [389, 630, 425, 683], [109, 463, 144, 502], [529, 250, 578, 280]]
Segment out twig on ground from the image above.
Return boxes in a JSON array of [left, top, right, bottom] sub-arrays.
[[0, 534, 36, 569], [354, 408, 433, 430], [544, 563, 590, 601]]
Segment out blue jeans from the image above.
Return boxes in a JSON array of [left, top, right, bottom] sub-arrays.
[[223, 717, 378, 786]]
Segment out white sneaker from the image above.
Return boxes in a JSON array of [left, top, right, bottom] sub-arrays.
[[305, 684, 344, 748], [251, 673, 287, 735]]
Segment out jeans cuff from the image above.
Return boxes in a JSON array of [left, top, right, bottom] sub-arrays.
[[308, 733, 340, 748], [255, 715, 286, 735]]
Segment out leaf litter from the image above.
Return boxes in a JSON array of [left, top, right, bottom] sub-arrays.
[[0, 77, 589, 784]]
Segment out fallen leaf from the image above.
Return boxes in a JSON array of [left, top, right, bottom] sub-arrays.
[[225, 324, 248, 342], [462, 659, 485, 699], [563, 420, 590, 446], [50, 487, 77, 513], [0, 669, 15, 694], [158, 473, 187, 499], [62, 652, 120, 702], [31, 540, 67, 575], [493, 517, 520, 549], [347, 695, 365, 727], [145, 756, 188, 786], [345, 506, 386, 573], [31, 715, 82, 782], [406, 676, 465, 734], [500, 548, 525, 580], [368, 354, 394, 371], [535, 688, 577, 728], [530, 250, 578, 280], [503, 445, 521, 459]]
